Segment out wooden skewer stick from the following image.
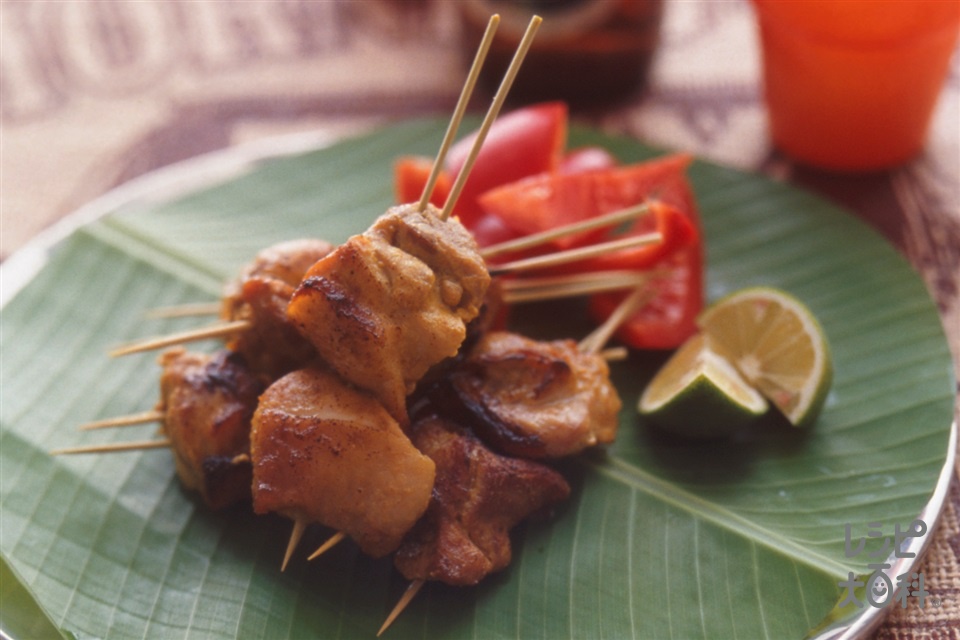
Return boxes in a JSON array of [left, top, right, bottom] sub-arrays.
[[78, 410, 165, 431], [50, 438, 172, 456], [378, 579, 426, 637], [281, 15, 506, 581], [418, 14, 500, 211], [578, 286, 653, 355], [488, 232, 661, 276], [307, 531, 347, 561], [600, 346, 629, 362], [481, 202, 651, 259], [144, 302, 222, 319], [501, 270, 650, 304], [379, 18, 543, 636], [144, 202, 648, 317], [281, 518, 308, 572], [440, 15, 543, 221], [109, 320, 250, 357]]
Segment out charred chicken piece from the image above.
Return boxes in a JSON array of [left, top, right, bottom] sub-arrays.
[[394, 415, 570, 586], [221, 239, 334, 380], [157, 348, 264, 509], [250, 366, 436, 558], [287, 204, 490, 425], [448, 331, 622, 459]]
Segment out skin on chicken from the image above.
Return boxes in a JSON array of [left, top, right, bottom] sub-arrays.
[[220, 239, 334, 380], [287, 204, 490, 425], [157, 348, 264, 509], [447, 331, 622, 459], [393, 415, 570, 586], [250, 366, 436, 558]]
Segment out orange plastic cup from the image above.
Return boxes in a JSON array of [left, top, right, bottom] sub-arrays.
[[751, 0, 960, 171]]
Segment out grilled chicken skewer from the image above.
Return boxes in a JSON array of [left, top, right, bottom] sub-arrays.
[[250, 366, 437, 562], [273, 12, 541, 568], [57, 12, 661, 637], [111, 239, 334, 375], [376, 286, 647, 633], [113, 216, 658, 360], [54, 348, 263, 511]]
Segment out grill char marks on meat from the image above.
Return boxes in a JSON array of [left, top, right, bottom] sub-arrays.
[[394, 415, 570, 586], [250, 366, 436, 558], [447, 331, 622, 459], [158, 348, 264, 509], [287, 204, 490, 425]]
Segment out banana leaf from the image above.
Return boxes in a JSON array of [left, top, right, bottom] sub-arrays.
[[0, 120, 954, 639]]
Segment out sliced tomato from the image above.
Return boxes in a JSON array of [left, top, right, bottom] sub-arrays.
[[393, 156, 451, 208], [589, 241, 704, 350], [442, 101, 568, 226]]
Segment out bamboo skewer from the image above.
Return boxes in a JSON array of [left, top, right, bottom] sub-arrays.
[[480, 202, 651, 259], [488, 232, 661, 276], [51, 438, 173, 456], [109, 320, 250, 358], [378, 579, 426, 637], [278, 16, 541, 584], [599, 346, 629, 362], [137, 201, 656, 331], [142, 199, 654, 323], [418, 15, 500, 211], [124, 234, 648, 356], [282, 518, 308, 572], [138, 250, 655, 338], [307, 531, 347, 561], [578, 286, 652, 355], [78, 410, 164, 431], [378, 15, 544, 636], [500, 270, 650, 304], [440, 15, 542, 222]]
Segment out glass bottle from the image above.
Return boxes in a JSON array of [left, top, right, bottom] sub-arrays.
[[459, 0, 664, 108]]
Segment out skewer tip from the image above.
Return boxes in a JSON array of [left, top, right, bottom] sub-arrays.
[[377, 579, 425, 637], [281, 518, 308, 572], [306, 531, 346, 561]]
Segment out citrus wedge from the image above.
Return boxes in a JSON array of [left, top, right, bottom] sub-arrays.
[[639, 333, 769, 438], [697, 286, 832, 428]]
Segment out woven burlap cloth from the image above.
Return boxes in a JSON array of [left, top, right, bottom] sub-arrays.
[[2, 1, 958, 637]]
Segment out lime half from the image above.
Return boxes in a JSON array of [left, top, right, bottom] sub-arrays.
[[697, 286, 832, 428], [639, 333, 769, 438]]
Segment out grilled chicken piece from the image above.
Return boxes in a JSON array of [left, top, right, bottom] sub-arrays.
[[157, 348, 264, 509], [250, 367, 436, 558], [448, 331, 622, 459], [221, 239, 334, 379], [394, 415, 570, 586], [287, 204, 490, 425]]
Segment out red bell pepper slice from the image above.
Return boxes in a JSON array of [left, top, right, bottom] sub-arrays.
[[589, 240, 704, 350]]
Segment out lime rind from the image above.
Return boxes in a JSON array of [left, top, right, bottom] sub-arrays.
[[697, 286, 833, 428], [639, 334, 769, 439]]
